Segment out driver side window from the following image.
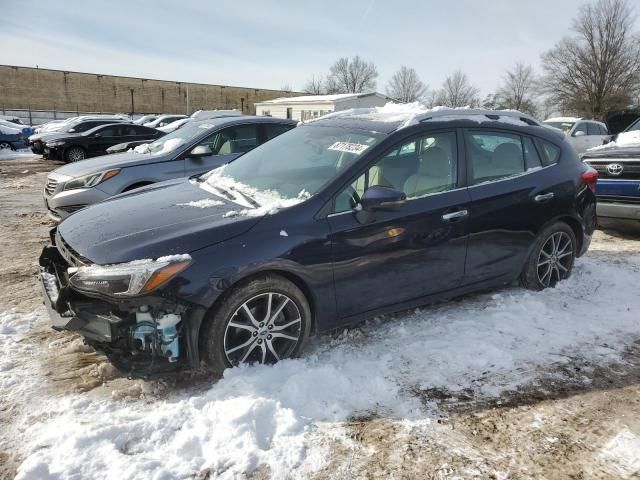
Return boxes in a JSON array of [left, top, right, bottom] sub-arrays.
[[333, 131, 458, 212]]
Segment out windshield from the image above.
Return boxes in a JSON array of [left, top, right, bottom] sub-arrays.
[[624, 118, 640, 132], [205, 125, 385, 199], [544, 121, 575, 132], [142, 121, 212, 154]]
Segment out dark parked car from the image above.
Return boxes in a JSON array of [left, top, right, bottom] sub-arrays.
[[0, 127, 26, 150], [29, 117, 129, 154], [39, 108, 597, 376], [44, 123, 164, 162]]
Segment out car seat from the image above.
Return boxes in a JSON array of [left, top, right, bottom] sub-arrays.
[[403, 146, 453, 196]]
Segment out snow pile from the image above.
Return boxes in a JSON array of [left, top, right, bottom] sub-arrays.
[[177, 199, 224, 208], [133, 143, 150, 154], [598, 427, 640, 477], [201, 167, 311, 217], [8, 253, 640, 479], [588, 130, 640, 151]]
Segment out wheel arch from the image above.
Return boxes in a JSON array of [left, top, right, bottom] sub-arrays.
[[553, 215, 584, 254], [194, 268, 318, 362]]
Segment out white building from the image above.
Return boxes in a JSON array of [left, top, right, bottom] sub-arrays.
[[255, 92, 391, 121]]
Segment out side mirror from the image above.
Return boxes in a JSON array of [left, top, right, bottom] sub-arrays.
[[360, 186, 406, 212], [189, 145, 212, 157], [68, 128, 76, 133], [573, 130, 586, 137]]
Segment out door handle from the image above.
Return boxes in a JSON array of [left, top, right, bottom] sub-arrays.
[[442, 209, 468, 221], [534, 192, 554, 203]]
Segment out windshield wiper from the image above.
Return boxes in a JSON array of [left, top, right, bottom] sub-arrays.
[[231, 187, 261, 208], [211, 185, 235, 201]]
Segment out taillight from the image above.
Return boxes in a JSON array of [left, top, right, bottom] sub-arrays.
[[581, 167, 598, 192]]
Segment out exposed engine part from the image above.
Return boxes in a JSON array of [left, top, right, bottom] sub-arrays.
[[132, 308, 181, 362]]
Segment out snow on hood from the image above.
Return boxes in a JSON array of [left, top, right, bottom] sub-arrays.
[[588, 130, 640, 152], [200, 166, 311, 217], [133, 137, 184, 155]]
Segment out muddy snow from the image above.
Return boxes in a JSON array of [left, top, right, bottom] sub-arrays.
[[0, 154, 639, 479]]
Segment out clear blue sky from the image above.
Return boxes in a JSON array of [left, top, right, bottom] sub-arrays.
[[2, 0, 635, 95]]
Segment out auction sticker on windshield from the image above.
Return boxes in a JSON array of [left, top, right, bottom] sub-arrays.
[[328, 141, 370, 155]]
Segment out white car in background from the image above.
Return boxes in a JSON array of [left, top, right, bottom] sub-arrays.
[[543, 117, 610, 154], [134, 114, 159, 125], [157, 117, 191, 133], [143, 114, 188, 129]]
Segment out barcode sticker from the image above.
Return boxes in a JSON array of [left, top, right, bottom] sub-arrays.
[[328, 141, 369, 155]]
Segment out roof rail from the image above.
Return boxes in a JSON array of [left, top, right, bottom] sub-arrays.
[[414, 108, 541, 126]]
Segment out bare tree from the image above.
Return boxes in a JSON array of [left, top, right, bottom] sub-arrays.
[[303, 75, 325, 95], [496, 62, 538, 115], [280, 84, 292, 92], [327, 56, 378, 93], [541, 0, 640, 118], [385, 66, 428, 103], [436, 71, 480, 107]]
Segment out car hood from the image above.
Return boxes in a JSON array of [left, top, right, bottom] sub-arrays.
[[57, 178, 261, 264], [53, 150, 173, 176], [582, 146, 640, 159]]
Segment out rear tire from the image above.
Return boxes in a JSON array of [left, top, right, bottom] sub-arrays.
[[520, 222, 576, 291], [200, 274, 312, 375], [65, 147, 86, 162], [0, 141, 12, 150]]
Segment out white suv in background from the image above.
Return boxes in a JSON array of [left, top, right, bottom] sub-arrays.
[[543, 117, 610, 154]]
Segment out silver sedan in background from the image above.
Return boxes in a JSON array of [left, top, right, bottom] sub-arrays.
[[43, 116, 296, 221]]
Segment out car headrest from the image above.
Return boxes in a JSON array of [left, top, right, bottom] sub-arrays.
[[419, 146, 450, 177], [493, 143, 522, 168]]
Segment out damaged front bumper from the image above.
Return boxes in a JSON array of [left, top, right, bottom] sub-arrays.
[[38, 238, 206, 376]]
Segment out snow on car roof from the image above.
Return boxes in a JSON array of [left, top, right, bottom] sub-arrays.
[[309, 103, 541, 130], [544, 117, 582, 123]]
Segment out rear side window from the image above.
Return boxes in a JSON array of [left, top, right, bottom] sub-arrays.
[[264, 123, 294, 141], [522, 137, 542, 170], [466, 132, 525, 184], [537, 139, 561, 166], [573, 123, 588, 135]]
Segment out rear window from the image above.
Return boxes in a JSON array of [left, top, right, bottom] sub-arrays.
[[537, 139, 561, 166]]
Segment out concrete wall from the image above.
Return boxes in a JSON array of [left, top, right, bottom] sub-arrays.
[[0, 65, 299, 116]]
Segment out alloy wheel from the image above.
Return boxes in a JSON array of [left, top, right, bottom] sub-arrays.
[[68, 148, 85, 162], [223, 292, 302, 366], [0, 142, 11, 150], [537, 231, 573, 288]]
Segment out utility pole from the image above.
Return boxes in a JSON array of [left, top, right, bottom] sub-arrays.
[[186, 84, 190, 115], [130, 88, 135, 118]]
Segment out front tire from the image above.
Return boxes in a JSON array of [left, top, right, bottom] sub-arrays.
[[200, 275, 312, 375], [520, 222, 576, 290], [65, 146, 86, 162], [0, 141, 13, 151]]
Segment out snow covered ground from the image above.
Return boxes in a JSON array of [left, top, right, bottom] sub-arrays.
[[0, 154, 639, 479], [1, 250, 638, 479]]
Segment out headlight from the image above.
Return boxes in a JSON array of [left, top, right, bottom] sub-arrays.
[[68, 257, 191, 297], [63, 169, 121, 190], [46, 140, 66, 147]]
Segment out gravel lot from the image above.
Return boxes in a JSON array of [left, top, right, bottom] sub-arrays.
[[0, 153, 639, 480]]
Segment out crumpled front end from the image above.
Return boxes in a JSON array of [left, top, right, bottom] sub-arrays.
[[38, 228, 203, 377]]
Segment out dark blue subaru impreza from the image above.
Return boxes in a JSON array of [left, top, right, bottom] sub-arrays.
[[39, 108, 598, 376]]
